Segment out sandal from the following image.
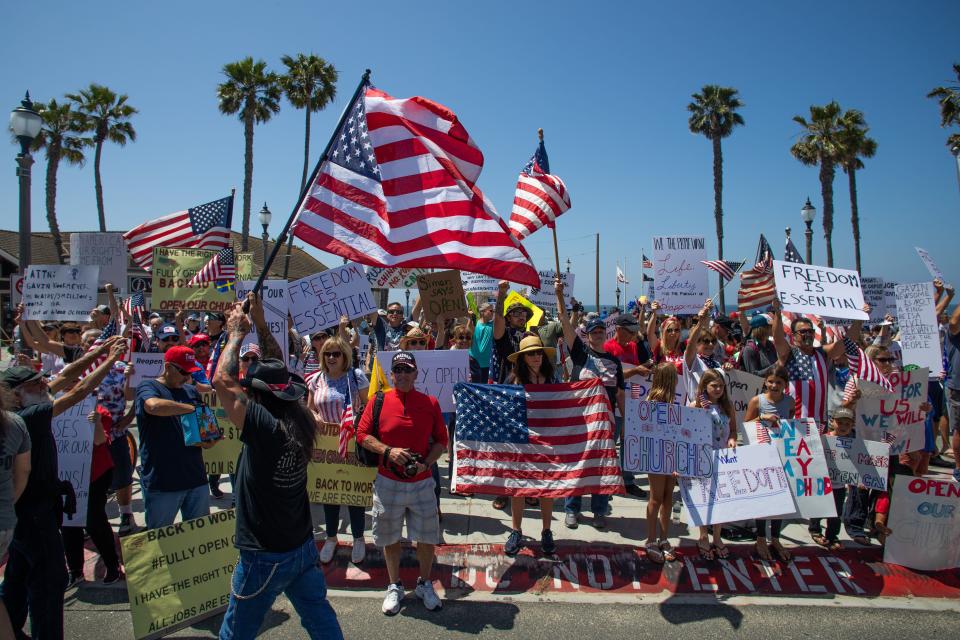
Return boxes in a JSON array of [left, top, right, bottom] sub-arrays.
[[658, 539, 677, 562], [827, 540, 843, 552], [769, 540, 792, 563], [712, 543, 730, 560], [811, 533, 830, 548], [492, 496, 508, 510], [755, 539, 773, 562], [645, 543, 665, 564], [875, 525, 892, 546], [697, 539, 715, 561]]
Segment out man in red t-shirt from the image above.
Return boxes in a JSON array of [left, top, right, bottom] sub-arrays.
[[357, 351, 448, 616]]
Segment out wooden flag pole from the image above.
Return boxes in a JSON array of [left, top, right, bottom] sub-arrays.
[[540, 128, 563, 279]]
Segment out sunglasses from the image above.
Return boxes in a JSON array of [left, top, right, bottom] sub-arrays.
[[240, 355, 259, 363], [311, 335, 327, 341], [323, 352, 343, 359], [508, 310, 527, 316], [665, 328, 679, 334], [406, 339, 427, 347], [387, 310, 403, 315], [392, 366, 417, 374], [524, 350, 544, 357], [875, 357, 896, 363], [700, 339, 717, 345], [455, 336, 471, 342], [170, 363, 189, 375], [161, 336, 179, 343]]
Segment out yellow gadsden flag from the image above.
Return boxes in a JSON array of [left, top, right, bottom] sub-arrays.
[[367, 356, 392, 400], [503, 290, 543, 330]]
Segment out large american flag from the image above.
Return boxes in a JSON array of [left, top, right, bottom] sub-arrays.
[[187, 247, 236, 287], [507, 138, 571, 241], [785, 345, 829, 427], [289, 82, 540, 288], [738, 234, 776, 310], [452, 380, 624, 498], [123, 196, 233, 271], [701, 259, 744, 281]]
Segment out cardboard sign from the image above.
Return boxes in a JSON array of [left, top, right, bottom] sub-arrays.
[[914, 247, 944, 281], [625, 374, 686, 405], [365, 266, 427, 289], [235, 280, 289, 365], [288, 262, 377, 335], [416, 270, 468, 319], [151, 248, 254, 313], [129, 352, 166, 388], [502, 291, 543, 331], [121, 510, 237, 639], [895, 282, 942, 375], [725, 369, 764, 424], [883, 280, 898, 322], [53, 396, 97, 527], [652, 236, 708, 315], [773, 261, 868, 321], [525, 270, 575, 310], [860, 277, 886, 324], [822, 435, 889, 491], [22, 264, 99, 321], [680, 444, 795, 526], [307, 422, 377, 506], [884, 476, 960, 571], [741, 419, 836, 518], [622, 399, 714, 477], [201, 392, 242, 476], [460, 271, 498, 295], [374, 350, 469, 413], [855, 367, 928, 454], [70, 232, 128, 294]]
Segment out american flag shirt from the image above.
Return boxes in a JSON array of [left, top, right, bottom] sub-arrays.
[[785, 345, 829, 427]]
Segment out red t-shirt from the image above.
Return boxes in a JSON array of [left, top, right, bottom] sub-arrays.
[[356, 388, 448, 482], [603, 338, 640, 366], [93, 405, 115, 481]]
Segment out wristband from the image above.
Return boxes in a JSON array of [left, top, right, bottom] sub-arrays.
[[382, 447, 392, 465]]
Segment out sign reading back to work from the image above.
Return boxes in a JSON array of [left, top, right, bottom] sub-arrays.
[[22, 264, 100, 321], [417, 270, 468, 318], [70, 232, 128, 294], [773, 261, 868, 321], [288, 262, 377, 335], [652, 236, 708, 315], [308, 421, 377, 507], [151, 248, 253, 313]]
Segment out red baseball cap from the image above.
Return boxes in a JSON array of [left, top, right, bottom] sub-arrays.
[[165, 346, 202, 373], [188, 333, 210, 348]]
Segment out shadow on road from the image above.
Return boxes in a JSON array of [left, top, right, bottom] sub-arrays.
[[399, 598, 520, 632]]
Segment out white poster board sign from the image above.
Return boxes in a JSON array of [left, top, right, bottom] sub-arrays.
[[726, 369, 764, 424], [129, 352, 166, 388], [236, 280, 289, 365], [822, 436, 889, 491], [54, 395, 97, 527], [460, 272, 498, 295], [375, 350, 469, 413], [288, 262, 377, 335], [860, 277, 886, 324], [22, 265, 100, 321], [914, 247, 944, 281], [884, 475, 960, 571], [622, 399, 713, 476], [365, 266, 426, 289], [855, 367, 928, 454], [895, 283, 942, 375], [883, 281, 899, 322], [524, 270, 575, 309], [773, 261, 867, 321], [652, 236, 708, 315], [680, 444, 795, 526], [70, 232, 128, 294], [626, 373, 687, 405], [604, 312, 618, 340]]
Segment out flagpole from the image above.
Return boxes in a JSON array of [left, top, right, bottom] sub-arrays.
[[595, 233, 600, 312], [710, 261, 749, 304], [246, 69, 371, 302], [540, 128, 562, 279]]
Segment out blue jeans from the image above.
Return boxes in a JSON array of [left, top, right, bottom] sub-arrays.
[[142, 483, 210, 529], [219, 537, 343, 640], [564, 494, 609, 515]]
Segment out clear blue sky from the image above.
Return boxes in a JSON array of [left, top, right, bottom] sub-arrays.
[[4, 1, 959, 306]]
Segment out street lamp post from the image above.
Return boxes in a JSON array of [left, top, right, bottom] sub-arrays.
[[615, 285, 621, 310], [258, 202, 272, 263], [405, 288, 411, 318], [10, 92, 42, 274], [952, 144, 960, 196], [800, 197, 817, 264]]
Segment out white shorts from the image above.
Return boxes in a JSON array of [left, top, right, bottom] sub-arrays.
[[371, 474, 439, 547]]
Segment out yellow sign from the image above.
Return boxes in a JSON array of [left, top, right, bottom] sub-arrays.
[[202, 392, 242, 476], [307, 423, 376, 507], [503, 290, 543, 330], [151, 247, 253, 312], [121, 510, 238, 640]]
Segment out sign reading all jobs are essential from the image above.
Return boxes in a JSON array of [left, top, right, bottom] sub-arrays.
[[773, 261, 868, 321]]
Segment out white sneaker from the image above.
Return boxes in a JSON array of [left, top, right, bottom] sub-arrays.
[[415, 579, 443, 611], [351, 538, 366, 564], [319, 537, 338, 564], [382, 583, 403, 615]]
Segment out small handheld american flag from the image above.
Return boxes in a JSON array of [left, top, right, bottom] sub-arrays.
[[188, 247, 237, 287], [338, 404, 355, 459], [756, 422, 772, 444], [80, 319, 120, 378]]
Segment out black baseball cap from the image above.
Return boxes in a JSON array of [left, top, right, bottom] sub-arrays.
[[614, 315, 641, 331], [240, 359, 306, 401], [0, 366, 45, 389], [205, 311, 226, 322], [391, 351, 417, 370]]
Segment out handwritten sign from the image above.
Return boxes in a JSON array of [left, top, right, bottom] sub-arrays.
[[70, 232, 128, 294], [365, 266, 427, 289], [374, 350, 469, 412], [604, 312, 618, 340], [460, 272, 498, 295], [652, 236, 708, 315], [622, 399, 713, 477], [914, 247, 944, 281], [53, 395, 97, 527], [773, 261, 867, 321], [151, 248, 254, 312], [358, 334, 371, 369], [22, 264, 99, 321], [726, 369, 764, 424], [884, 476, 960, 571], [129, 352, 166, 388], [308, 421, 376, 506], [625, 374, 686, 405], [525, 270, 575, 309], [860, 277, 886, 324], [895, 283, 942, 375], [236, 279, 289, 365], [416, 270, 468, 319], [822, 435, 889, 491], [856, 367, 928, 454], [288, 262, 377, 335], [201, 392, 242, 476], [680, 445, 795, 526]]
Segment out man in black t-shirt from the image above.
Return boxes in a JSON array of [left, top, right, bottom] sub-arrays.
[[491, 280, 532, 384]]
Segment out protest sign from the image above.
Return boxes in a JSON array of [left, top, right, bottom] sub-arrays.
[[201, 392, 242, 476], [914, 247, 944, 281], [855, 367, 928, 454], [773, 261, 868, 321], [680, 445, 795, 526], [122, 510, 237, 640], [460, 271, 498, 295], [22, 264, 99, 321], [130, 352, 166, 388], [652, 236, 708, 315], [53, 395, 96, 527], [307, 421, 377, 507], [822, 435, 889, 491], [151, 248, 253, 312], [288, 262, 377, 335], [375, 350, 469, 412], [10, 274, 24, 306], [502, 290, 543, 330], [365, 266, 427, 289], [622, 399, 713, 477], [883, 280, 898, 322], [416, 270, 468, 319], [726, 369, 764, 423], [741, 419, 836, 518], [236, 279, 289, 364], [524, 270, 575, 309], [860, 277, 886, 323], [70, 232, 128, 294], [895, 282, 942, 375], [604, 312, 618, 340], [358, 334, 371, 369], [625, 373, 687, 405], [884, 476, 960, 571]]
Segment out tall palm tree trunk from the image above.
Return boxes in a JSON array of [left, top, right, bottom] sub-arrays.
[[712, 136, 725, 311], [819, 161, 835, 267], [241, 110, 254, 251], [847, 168, 862, 275], [45, 149, 66, 264], [93, 138, 107, 232], [301, 107, 312, 193]]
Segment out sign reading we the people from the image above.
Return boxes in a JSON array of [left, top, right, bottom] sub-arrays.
[[884, 476, 960, 571], [622, 399, 713, 477], [151, 248, 253, 313], [417, 270, 469, 319], [288, 262, 377, 335], [70, 232, 128, 294], [772, 261, 868, 321], [307, 421, 376, 507], [22, 264, 100, 321], [895, 282, 943, 375], [651, 236, 708, 315], [53, 396, 96, 527]]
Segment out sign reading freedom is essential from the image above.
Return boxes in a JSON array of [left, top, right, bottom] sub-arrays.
[[680, 444, 794, 527], [151, 248, 254, 313], [652, 236, 708, 315], [307, 422, 376, 507], [417, 270, 468, 318], [622, 399, 713, 477], [70, 232, 128, 294], [288, 262, 377, 335], [856, 367, 928, 455], [822, 435, 889, 491], [121, 510, 237, 640], [773, 261, 868, 321], [200, 392, 242, 476], [236, 280, 289, 367], [884, 476, 960, 571], [896, 283, 942, 375], [54, 396, 96, 527], [374, 350, 469, 413], [22, 264, 99, 321]]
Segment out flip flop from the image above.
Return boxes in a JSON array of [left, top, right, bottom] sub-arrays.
[[811, 533, 830, 547], [712, 543, 730, 560], [697, 540, 715, 561], [755, 541, 773, 562], [770, 540, 792, 562], [658, 539, 677, 562], [645, 543, 665, 564]]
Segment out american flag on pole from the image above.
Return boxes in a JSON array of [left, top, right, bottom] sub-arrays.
[[642, 255, 653, 269], [701, 259, 744, 281], [123, 196, 233, 271], [452, 380, 624, 498], [843, 337, 894, 392], [738, 234, 777, 311], [784, 236, 805, 264], [187, 247, 236, 287], [338, 404, 355, 459], [507, 138, 571, 241], [289, 79, 540, 288], [80, 318, 120, 377], [122, 292, 146, 345]]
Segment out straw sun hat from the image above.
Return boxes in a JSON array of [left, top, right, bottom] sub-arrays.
[[507, 335, 556, 363]]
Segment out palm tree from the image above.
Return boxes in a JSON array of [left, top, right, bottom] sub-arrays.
[[687, 86, 744, 311], [837, 109, 877, 275], [791, 101, 844, 267], [926, 63, 960, 150], [281, 53, 338, 192], [67, 84, 137, 232], [217, 57, 282, 251], [33, 99, 89, 263]]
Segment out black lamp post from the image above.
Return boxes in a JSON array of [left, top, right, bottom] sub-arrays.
[[405, 288, 411, 318], [258, 202, 272, 261], [800, 197, 817, 264], [10, 92, 42, 274], [615, 285, 621, 310]]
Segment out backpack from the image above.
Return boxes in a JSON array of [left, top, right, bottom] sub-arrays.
[[354, 391, 385, 467]]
